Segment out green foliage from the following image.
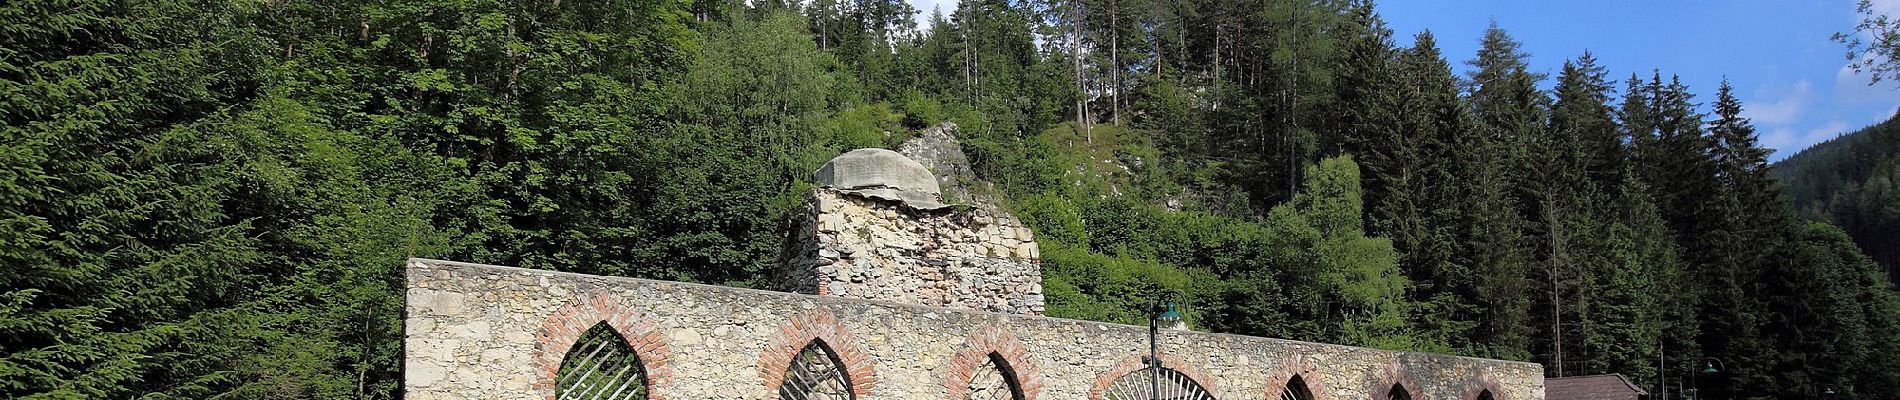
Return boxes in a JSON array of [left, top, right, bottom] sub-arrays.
[[6, 0, 1900, 397], [1013, 193, 1092, 246], [899, 89, 949, 129], [1039, 241, 1201, 325], [1776, 113, 1900, 284], [1764, 222, 1900, 399], [823, 103, 906, 150], [1019, 153, 1417, 350], [1297, 157, 1411, 350], [1835, 0, 1900, 84]]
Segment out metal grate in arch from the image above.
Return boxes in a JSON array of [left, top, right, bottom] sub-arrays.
[[555, 322, 648, 400], [965, 353, 1025, 400], [1103, 366, 1215, 400], [1389, 384, 1412, 400], [1279, 375, 1314, 400], [778, 342, 853, 400]]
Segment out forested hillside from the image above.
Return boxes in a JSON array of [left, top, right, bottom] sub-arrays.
[[1775, 113, 1900, 284], [4, 0, 1898, 399]]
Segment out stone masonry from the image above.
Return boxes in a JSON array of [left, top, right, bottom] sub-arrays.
[[777, 189, 1044, 315], [777, 147, 1045, 315], [403, 142, 1542, 400], [403, 259, 1543, 399]]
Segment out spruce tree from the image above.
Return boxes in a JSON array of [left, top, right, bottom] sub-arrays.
[[1585, 175, 1676, 382], [1384, 30, 1482, 355], [1555, 53, 1625, 187], [1456, 22, 1541, 360], [1328, 0, 1399, 160], [1535, 51, 1619, 376], [0, 0, 272, 396]]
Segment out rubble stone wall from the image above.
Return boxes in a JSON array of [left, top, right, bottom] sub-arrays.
[[404, 259, 1542, 400], [777, 189, 1045, 315]]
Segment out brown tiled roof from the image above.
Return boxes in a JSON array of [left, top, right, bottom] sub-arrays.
[[1547, 374, 1649, 400]]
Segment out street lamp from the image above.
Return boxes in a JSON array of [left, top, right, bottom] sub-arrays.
[[1149, 294, 1184, 400], [1692, 357, 1725, 400]]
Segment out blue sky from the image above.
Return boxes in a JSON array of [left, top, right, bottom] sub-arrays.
[[1378, 0, 1900, 161], [912, 0, 1900, 161]]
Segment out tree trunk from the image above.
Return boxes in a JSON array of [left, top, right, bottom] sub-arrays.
[[1549, 200, 1564, 377], [1073, 0, 1089, 143], [1110, 0, 1121, 126]]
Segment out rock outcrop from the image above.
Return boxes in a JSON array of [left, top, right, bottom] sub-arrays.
[[897, 122, 992, 210]]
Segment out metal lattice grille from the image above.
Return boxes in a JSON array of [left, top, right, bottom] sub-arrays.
[[1279, 376, 1313, 400], [555, 322, 648, 400], [1389, 384, 1412, 400], [1103, 367, 1215, 400], [778, 342, 852, 400], [965, 354, 1023, 400]]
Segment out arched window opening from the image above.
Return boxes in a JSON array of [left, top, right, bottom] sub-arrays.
[[555, 322, 648, 400], [779, 341, 853, 400], [1388, 383, 1412, 400], [1279, 375, 1315, 400], [965, 353, 1025, 400], [1103, 366, 1216, 400], [1474, 390, 1494, 400]]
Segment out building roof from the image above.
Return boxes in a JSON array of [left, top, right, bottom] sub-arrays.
[[1547, 374, 1649, 400]]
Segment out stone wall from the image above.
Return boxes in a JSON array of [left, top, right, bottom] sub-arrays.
[[405, 258, 1543, 400], [776, 189, 1045, 315]]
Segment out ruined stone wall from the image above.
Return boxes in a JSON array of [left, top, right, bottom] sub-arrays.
[[777, 189, 1045, 315], [405, 259, 1543, 400]]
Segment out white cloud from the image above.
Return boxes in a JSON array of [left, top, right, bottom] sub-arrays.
[[1873, 0, 1900, 17], [1765, 121, 1852, 157], [1808, 120, 1852, 141], [1743, 80, 1812, 126], [1833, 62, 1900, 104], [1854, 0, 1900, 42]]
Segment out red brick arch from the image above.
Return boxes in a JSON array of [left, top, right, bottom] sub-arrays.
[[1089, 352, 1219, 400], [757, 308, 878, 397], [944, 324, 1044, 400], [532, 291, 676, 400], [1372, 362, 1423, 400], [1462, 373, 1505, 400], [1262, 352, 1335, 400]]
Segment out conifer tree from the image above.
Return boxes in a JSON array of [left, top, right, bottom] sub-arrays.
[[1, 0, 271, 396], [1455, 23, 1541, 360], [1638, 75, 1718, 236], [1534, 52, 1619, 376], [1582, 173, 1679, 382], [1709, 80, 1780, 224], [7, 0, 1900, 396], [1555, 53, 1625, 187], [1617, 73, 1656, 169], [1381, 30, 1481, 355], [1329, 0, 1403, 234]]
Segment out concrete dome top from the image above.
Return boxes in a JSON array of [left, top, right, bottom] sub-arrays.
[[813, 148, 948, 210]]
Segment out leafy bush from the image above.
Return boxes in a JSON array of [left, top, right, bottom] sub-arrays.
[[899, 90, 948, 129], [824, 103, 904, 150]]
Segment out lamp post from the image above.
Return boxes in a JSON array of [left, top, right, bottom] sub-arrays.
[[1691, 357, 1725, 400], [1149, 294, 1184, 400]]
